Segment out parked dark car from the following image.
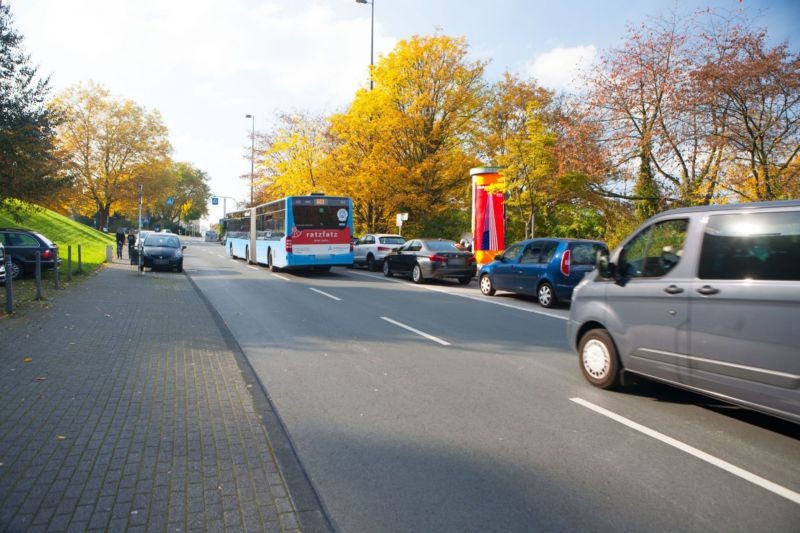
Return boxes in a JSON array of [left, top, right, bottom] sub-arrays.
[[478, 238, 608, 308], [383, 238, 476, 284], [0, 228, 61, 281], [0, 242, 5, 284], [139, 233, 185, 272]]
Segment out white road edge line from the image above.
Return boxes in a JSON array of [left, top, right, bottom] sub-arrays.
[[272, 273, 291, 281], [570, 397, 800, 505], [380, 317, 451, 346], [350, 270, 567, 321], [309, 287, 341, 301]]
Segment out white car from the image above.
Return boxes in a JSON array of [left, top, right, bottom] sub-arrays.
[[353, 233, 406, 271]]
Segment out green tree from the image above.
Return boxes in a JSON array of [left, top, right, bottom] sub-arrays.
[[148, 162, 211, 229], [0, 3, 66, 219]]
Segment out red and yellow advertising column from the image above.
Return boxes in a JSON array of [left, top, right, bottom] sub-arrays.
[[470, 167, 505, 266]]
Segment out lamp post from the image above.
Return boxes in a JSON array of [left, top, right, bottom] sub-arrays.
[[355, 0, 374, 90], [245, 114, 255, 206]]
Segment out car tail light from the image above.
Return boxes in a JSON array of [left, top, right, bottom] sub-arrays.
[[429, 254, 447, 264], [561, 249, 571, 276], [377, 246, 390, 252], [41, 249, 53, 260], [467, 255, 476, 264], [285, 237, 293, 253]]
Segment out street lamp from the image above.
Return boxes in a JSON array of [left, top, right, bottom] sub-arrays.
[[355, 0, 374, 90], [245, 114, 255, 206]]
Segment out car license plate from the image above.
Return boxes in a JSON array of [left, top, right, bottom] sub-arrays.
[[450, 258, 465, 266], [154, 259, 169, 265]]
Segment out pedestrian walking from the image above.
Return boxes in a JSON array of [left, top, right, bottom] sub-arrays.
[[115, 228, 125, 260], [127, 230, 137, 263]]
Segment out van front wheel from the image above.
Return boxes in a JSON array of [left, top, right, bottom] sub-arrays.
[[579, 329, 621, 390]]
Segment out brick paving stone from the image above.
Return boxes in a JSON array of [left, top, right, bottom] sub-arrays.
[[1, 261, 307, 531]]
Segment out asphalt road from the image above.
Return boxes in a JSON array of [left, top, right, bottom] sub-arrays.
[[183, 239, 800, 532]]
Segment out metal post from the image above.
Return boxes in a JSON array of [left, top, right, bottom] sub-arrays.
[[78, 245, 83, 273], [67, 245, 73, 282], [35, 251, 43, 300], [4, 254, 12, 314], [53, 248, 60, 289]]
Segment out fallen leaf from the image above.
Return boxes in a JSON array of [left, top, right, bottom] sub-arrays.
[[35, 377, 47, 381], [23, 358, 32, 363], [56, 435, 66, 441]]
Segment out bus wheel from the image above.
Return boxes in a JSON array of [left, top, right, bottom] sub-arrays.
[[245, 246, 252, 264], [229, 244, 235, 259], [269, 251, 280, 272]]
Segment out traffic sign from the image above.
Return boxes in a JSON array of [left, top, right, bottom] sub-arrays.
[[211, 196, 219, 205], [166, 196, 174, 206]]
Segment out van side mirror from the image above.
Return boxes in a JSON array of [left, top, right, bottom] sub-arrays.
[[597, 250, 617, 279]]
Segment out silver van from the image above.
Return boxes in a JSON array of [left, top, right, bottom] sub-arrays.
[[567, 200, 800, 423]]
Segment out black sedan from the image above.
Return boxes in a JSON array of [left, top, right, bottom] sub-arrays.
[[383, 238, 476, 284], [139, 234, 185, 272], [0, 228, 61, 280]]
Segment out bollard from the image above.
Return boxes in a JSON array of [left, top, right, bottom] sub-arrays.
[[53, 247, 60, 290], [106, 244, 113, 263], [35, 251, 43, 300], [67, 245, 72, 282], [78, 245, 82, 273], [4, 254, 12, 314]]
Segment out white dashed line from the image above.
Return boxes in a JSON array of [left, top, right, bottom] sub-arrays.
[[380, 317, 451, 346], [570, 397, 800, 505], [272, 273, 291, 281], [309, 288, 341, 301]]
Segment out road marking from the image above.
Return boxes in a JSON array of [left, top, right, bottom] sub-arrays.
[[350, 270, 567, 321], [272, 273, 291, 281], [247, 265, 259, 271], [380, 317, 451, 346], [570, 397, 800, 505], [309, 288, 341, 301]]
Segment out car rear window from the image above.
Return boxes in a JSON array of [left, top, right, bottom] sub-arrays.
[[426, 241, 460, 252], [699, 211, 800, 280], [32, 233, 54, 246], [571, 242, 607, 266], [380, 236, 405, 245]]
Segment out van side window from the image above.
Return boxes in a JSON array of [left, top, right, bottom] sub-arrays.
[[620, 219, 689, 278], [699, 211, 800, 280]]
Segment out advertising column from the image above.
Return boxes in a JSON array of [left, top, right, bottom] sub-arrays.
[[470, 167, 505, 266]]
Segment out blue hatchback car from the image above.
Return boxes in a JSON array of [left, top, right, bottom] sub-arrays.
[[478, 238, 608, 307]]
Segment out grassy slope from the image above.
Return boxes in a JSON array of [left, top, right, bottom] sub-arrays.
[[0, 204, 115, 276]]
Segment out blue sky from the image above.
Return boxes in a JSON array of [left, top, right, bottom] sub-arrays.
[[9, 0, 799, 227]]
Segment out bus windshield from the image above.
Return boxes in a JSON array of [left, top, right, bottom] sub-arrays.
[[292, 201, 349, 230]]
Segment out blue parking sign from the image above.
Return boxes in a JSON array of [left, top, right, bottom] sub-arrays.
[[212, 196, 219, 205]]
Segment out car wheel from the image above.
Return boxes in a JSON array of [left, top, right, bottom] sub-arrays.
[[537, 281, 557, 308], [383, 260, 393, 277], [366, 254, 376, 271], [176, 262, 183, 273], [412, 264, 425, 284], [479, 274, 495, 295], [9, 259, 23, 280], [457, 276, 472, 285], [579, 329, 621, 389]]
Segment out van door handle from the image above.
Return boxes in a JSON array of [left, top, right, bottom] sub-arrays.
[[664, 285, 684, 294], [697, 285, 720, 295]]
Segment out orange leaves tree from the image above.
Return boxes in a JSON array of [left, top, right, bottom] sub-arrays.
[[51, 82, 171, 230], [329, 34, 486, 237]]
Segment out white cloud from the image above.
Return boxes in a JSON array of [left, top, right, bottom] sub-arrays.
[[11, 0, 393, 207], [525, 45, 597, 93]]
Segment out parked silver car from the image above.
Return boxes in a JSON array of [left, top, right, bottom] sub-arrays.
[[353, 233, 405, 271], [567, 200, 800, 423]]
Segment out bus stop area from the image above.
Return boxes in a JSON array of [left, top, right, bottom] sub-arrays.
[[0, 259, 328, 532]]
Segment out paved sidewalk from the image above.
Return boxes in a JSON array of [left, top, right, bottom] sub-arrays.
[[0, 260, 317, 532]]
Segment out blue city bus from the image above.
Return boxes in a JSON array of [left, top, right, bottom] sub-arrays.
[[223, 195, 354, 271]]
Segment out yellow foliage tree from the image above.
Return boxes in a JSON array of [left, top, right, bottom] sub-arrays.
[[51, 82, 171, 230]]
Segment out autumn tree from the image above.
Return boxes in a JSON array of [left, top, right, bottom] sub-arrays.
[[52, 82, 171, 230], [252, 112, 333, 204], [695, 19, 800, 201], [354, 34, 486, 237], [147, 162, 211, 230], [0, 3, 66, 219]]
